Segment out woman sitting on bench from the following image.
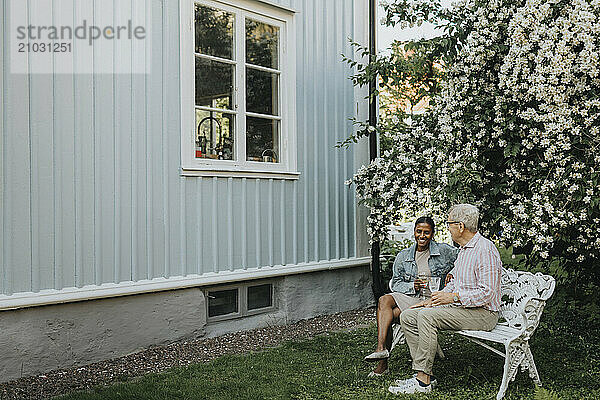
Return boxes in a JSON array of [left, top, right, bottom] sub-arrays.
[[364, 216, 458, 376]]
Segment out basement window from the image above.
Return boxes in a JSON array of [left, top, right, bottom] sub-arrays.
[[206, 281, 275, 322], [247, 284, 272, 311], [207, 288, 239, 318]]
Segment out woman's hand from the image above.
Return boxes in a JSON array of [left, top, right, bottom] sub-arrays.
[[414, 278, 425, 292]]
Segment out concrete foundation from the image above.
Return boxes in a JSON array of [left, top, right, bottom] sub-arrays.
[[0, 265, 373, 382], [205, 266, 373, 338]]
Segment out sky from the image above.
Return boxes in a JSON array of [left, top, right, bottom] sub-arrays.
[[377, 0, 454, 53]]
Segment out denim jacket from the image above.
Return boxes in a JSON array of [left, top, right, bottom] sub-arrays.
[[390, 240, 459, 295]]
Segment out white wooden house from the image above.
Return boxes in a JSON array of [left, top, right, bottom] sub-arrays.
[[0, 0, 373, 380]]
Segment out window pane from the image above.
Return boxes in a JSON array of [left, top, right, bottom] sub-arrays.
[[246, 117, 279, 163], [195, 5, 234, 60], [246, 19, 279, 69], [248, 284, 273, 310], [246, 68, 279, 116], [208, 289, 238, 317], [196, 57, 234, 110], [196, 110, 234, 160]]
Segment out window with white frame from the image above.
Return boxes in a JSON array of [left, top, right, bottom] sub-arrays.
[[181, 0, 297, 177], [206, 281, 276, 322]]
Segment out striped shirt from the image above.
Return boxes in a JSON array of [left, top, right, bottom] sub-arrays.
[[442, 232, 502, 311]]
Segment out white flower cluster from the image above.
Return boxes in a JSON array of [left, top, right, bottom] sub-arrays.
[[350, 0, 600, 269], [493, 0, 600, 261]]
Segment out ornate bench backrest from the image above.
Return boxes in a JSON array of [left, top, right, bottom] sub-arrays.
[[498, 268, 556, 337]]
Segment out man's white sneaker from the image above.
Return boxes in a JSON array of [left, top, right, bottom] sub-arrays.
[[394, 375, 437, 389], [388, 377, 433, 394]]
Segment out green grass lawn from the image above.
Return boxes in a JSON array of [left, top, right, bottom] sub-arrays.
[[56, 310, 600, 400]]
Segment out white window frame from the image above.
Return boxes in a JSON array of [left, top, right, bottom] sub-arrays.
[[180, 0, 298, 180]]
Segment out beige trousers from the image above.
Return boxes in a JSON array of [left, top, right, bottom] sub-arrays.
[[400, 306, 498, 375]]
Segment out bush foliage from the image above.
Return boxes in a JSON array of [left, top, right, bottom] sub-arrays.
[[347, 0, 600, 292]]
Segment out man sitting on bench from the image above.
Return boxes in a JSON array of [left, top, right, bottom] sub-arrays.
[[389, 203, 502, 395]]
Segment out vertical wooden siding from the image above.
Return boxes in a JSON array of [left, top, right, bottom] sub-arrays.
[[0, 0, 359, 295]]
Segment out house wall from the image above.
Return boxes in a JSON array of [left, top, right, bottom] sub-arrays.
[[0, 0, 369, 299], [0, 265, 372, 383], [0, 0, 374, 381]]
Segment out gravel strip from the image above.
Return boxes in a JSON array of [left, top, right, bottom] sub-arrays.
[[0, 307, 375, 400]]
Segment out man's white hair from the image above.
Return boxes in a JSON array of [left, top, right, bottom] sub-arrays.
[[448, 204, 479, 232]]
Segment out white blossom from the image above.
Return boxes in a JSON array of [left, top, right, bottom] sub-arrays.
[[350, 0, 600, 266]]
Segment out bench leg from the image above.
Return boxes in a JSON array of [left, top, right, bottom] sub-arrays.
[[497, 341, 525, 400], [523, 343, 542, 386], [390, 324, 405, 353]]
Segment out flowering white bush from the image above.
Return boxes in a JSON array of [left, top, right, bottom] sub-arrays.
[[351, 0, 600, 282]]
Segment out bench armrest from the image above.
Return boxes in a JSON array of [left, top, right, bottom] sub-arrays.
[[515, 296, 547, 340]]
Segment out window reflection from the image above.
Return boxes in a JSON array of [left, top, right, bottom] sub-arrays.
[[196, 110, 234, 160], [195, 58, 234, 110], [246, 68, 279, 116], [247, 284, 273, 310], [208, 289, 238, 317], [193, 5, 285, 166], [195, 5, 234, 60], [246, 19, 279, 69], [246, 117, 279, 163]]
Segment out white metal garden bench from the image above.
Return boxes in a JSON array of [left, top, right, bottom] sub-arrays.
[[388, 268, 555, 400]]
